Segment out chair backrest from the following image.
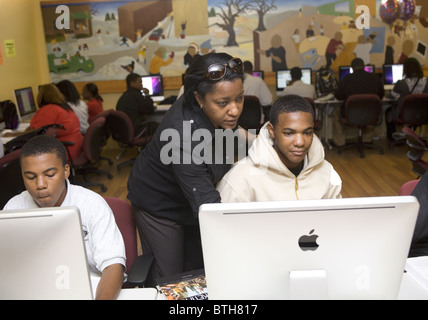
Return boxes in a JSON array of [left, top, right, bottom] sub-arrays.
[[238, 95, 262, 130], [91, 109, 112, 143], [399, 93, 428, 127], [82, 116, 107, 162], [398, 180, 419, 196], [104, 197, 137, 273], [343, 94, 382, 127], [0, 149, 25, 210], [107, 110, 134, 144]]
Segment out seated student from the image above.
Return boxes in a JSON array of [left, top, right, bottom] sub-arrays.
[[3, 135, 126, 300], [56, 80, 90, 135], [280, 66, 316, 100], [386, 57, 428, 139], [242, 61, 273, 122], [82, 83, 104, 124], [333, 58, 384, 147], [217, 94, 342, 202], [409, 171, 428, 257], [116, 73, 155, 136], [31, 84, 84, 160]]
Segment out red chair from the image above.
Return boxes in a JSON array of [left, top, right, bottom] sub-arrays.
[[104, 197, 153, 287], [337, 94, 384, 158], [0, 149, 25, 209], [403, 126, 428, 178], [68, 117, 113, 192], [398, 180, 419, 196], [107, 110, 157, 171]]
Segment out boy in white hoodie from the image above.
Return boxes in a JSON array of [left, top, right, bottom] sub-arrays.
[[217, 94, 342, 202]]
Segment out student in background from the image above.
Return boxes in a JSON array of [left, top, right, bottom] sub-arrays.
[[409, 171, 428, 257], [217, 94, 342, 202], [82, 83, 104, 124], [280, 66, 316, 100], [387, 57, 428, 138], [333, 58, 384, 147], [56, 80, 89, 134], [242, 60, 273, 122], [116, 73, 154, 136], [3, 135, 126, 300], [30, 84, 83, 160]]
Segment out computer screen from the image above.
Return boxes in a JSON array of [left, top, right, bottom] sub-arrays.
[[13, 87, 37, 121], [339, 65, 375, 80], [0, 206, 93, 300], [252, 71, 264, 79], [383, 64, 404, 86], [141, 75, 164, 102], [199, 196, 419, 299], [276, 69, 312, 92]]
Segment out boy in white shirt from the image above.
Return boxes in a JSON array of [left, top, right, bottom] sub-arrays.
[[3, 135, 126, 300], [281, 66, 316, 100]]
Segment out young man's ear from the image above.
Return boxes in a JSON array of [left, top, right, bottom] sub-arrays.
[[64, 164, 71, 180], [267, 122, 275, 140]]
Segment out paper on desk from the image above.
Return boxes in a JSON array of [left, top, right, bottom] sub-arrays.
[[405, 256, 428, 291]]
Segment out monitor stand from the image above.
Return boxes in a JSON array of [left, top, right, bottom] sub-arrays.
[[289, 270, 329, 300]]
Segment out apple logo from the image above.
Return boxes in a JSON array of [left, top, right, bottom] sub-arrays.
[[298, 229, 319, 251]]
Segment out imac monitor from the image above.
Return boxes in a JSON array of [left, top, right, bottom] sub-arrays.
[[0, 206, 93, 300], [141, 75, 164, 102], [252, 71, 264, 79], [383, 64, 404, 90], [276, 69, 312, 94], [13, 87, 37, 122], [199, 196, 419, 300], [339, 65, 375, 80]]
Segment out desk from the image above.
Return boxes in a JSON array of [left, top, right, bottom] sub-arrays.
[[146, 104, 172, 123]]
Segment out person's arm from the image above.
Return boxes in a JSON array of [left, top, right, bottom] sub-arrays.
[[95, 263, 124, 300]]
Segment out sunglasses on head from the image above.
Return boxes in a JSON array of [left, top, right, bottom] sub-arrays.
[[205, 57, 243, 81]]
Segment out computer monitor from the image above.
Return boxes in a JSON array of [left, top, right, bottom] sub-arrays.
[[252, 71, 264, 79], [276, 69, 312, 94], [141, 75, 164, 102], [13, 87, 37, 122], [339, 65, 375, 80], [199, 196, 419, 300], [0, 206, 93, 300], [383, 64, 404, 90]]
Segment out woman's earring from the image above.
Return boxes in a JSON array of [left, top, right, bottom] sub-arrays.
[[200, 105, 204, 109]]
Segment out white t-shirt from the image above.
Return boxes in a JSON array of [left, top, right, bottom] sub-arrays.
[[69, 100, 89, 134], [281, 80, 316, 100], [243, 74, 273, 107], [3, 180, 126, 276]]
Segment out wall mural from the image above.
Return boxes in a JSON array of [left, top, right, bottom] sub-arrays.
[[40, 0, 427, 83]]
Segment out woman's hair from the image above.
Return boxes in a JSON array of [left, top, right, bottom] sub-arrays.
[[403, 57, 423, 79], [83, 83, 103, 102], [37, 84, 71, 111], [56, 80, 81, 105], [269, 94, 315, 128], [21, 135, 68, 166], [183, 52, 244, 110]]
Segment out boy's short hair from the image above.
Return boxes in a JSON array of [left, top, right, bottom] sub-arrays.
[[269, 95, 315, 127], [20, 135, 68, 166], [126, 73, 142, 87]]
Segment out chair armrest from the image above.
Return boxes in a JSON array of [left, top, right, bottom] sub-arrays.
[[126, 253, 154, 287]]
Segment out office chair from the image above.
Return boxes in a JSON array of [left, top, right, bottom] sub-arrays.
[[403, 126, 428, 178], [398, 179, 419, 196], [104, 197, 154, 287], [0, 149, 25, 210], [391, 93, 428, 147], [337, 94, 384, 158], [107, 110, 156, 171], [304, 98, 322, 132], [67, 117, 113, 193], [238, 96, 263, 132], [91, 110, 114, 166]]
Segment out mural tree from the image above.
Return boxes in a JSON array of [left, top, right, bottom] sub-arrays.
[[213, 0, 250, 47], [247, 0, 277, 32]]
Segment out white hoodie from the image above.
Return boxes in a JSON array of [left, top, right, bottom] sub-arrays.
[[217, 123, 342, 202]]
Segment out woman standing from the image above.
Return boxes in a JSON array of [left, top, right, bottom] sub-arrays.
[[127, 52, 245, 285]]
